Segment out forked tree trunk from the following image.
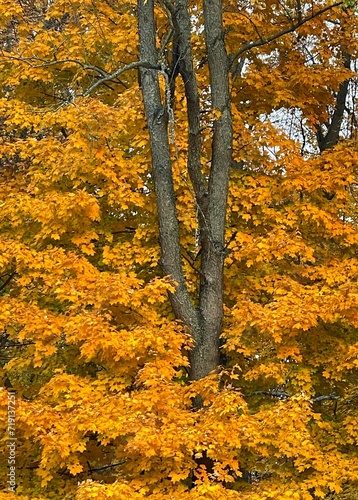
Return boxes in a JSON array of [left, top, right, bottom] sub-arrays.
[[138, 0, 232, 386]]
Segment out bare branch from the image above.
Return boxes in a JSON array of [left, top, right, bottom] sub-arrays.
[[0, 272, 16, 293], [83, 61, 162, 96], [3, 341, 35, 347], [2, 52, 163, 97], [317, 52, 351, 152], [171, 0, 207, 204], [249, 390, 291, 399], [236, 11, 265, 42], [1, 52, 162, 97], [312, 394, 340, 403], [181, 251, 201, 275], [1, 53, 109, 77], [85, 461, 124, 473]]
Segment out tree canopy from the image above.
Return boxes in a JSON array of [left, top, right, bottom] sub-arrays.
[[1, 0, 358, 498]]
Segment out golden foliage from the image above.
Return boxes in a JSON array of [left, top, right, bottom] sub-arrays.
[[0, 0, 358, 498]]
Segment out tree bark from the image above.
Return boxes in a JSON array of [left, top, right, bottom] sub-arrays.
[[138, 0, 233, 385], [137, 0, 200, 335], [192, 0, 233, 380], [317, 52, 351, 152]]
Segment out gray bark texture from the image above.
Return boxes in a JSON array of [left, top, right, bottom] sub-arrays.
[[137, 0, 201, 338], [138, 0, 232, 387]]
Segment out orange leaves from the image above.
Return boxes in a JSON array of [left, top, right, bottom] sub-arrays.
[[0, 298, 63, 367], [230, 228, 316, 265], [0, 188, 101, 249], [1, 0, 358, 497], [76, 480, 147, 500]]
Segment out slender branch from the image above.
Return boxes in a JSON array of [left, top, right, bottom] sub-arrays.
[[317, 51, 351, 152], [171, 0, 207, 204], [236, 11, 265, 42], [84, 461, 123, 473], [111, 228, 136, 235], [277, 0, 295, 24], [248, 390, 340, 403], [230, 2, 343, 67], [224, 230, 238, 251], [3, 341, 35, 347], [181, 251, 201, 275], [1, 53, 162, 97], [83, 61, 162, 96], [1, 53, 109, 77], [312, 394, 340, 403], [249, 390, 291, 399], [26, 460, 124, 475], [0, 272, 16, 293]]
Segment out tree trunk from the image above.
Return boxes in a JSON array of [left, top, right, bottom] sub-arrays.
[[138, 0, 232, 385]]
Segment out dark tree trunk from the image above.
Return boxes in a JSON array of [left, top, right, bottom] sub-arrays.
[[138, 0, 232, 387], [316, 52, 351, 152]]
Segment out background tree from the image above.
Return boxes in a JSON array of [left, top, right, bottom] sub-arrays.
[[1, 0, 358, 498]]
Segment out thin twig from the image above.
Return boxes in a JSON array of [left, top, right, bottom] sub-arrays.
[[1, 53, 162, 97], [1, 53, 109, 77], [181, 251, 201, 275]]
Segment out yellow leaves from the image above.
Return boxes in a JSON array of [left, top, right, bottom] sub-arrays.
[[0, 298, 63, 370], [207, 108, 223, 123], [169, 470, 189, 483], [37, 468, 54, 487], [0, 188, 101, 248], [68, 462, 84, 475], [245, 362, 287, 385], [76, 480, 147, 500], [230, 226, 316, 266], [1, 1, 358, 499], [137, 359, 179, 387], [291, 368, 314, 395], [0, 0, 22, 21]]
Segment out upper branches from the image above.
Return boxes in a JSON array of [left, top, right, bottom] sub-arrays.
[[0, 53, 162, 98], [317, 51, 352, 152], [230, 1, 343, 71]]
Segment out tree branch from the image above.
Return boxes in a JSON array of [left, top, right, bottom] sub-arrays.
[[249, 390, 340, 403], [181, 251, 201, 275], [249, 390, 291, 399], [317, 51, 351, 152], [0, 271, 16, 293], [83, 61, 162, 96], [170, 0, 207, 205], [85, 461, 124, 473], [312, 394, 340, 403], [1, 53, 109, 77], [2, 52, 163, 98], [137, 0, 201, 339], [230, 2, 343, 67], [187, 0, 233, 381]]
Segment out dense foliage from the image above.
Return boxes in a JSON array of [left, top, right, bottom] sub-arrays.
[[1, 0, 358, 498]]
